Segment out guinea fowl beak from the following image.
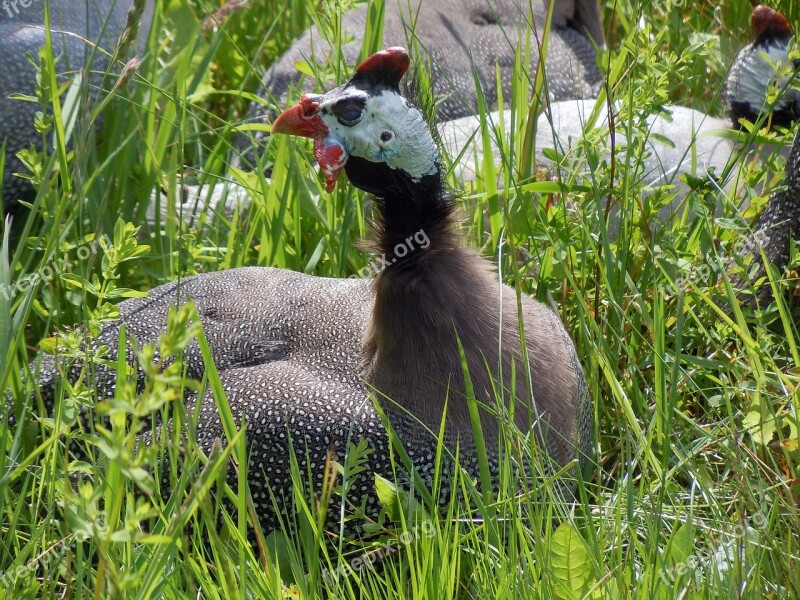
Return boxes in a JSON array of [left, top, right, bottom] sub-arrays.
[[272, 96, 349, 192], [271, 96, 328, 138]]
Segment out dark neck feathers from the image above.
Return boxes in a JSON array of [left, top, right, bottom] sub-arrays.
[[355, 156, 529, 450], [345, 155, 451, 259]]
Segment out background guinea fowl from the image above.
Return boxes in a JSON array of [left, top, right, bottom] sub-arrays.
[[251, 0, 603, 122], [728, 4, 800, 128], [29, 48, 592, 535], [728, 124, 800, 305], [445, 5, 800, 197], [0, 0, 153, 214]]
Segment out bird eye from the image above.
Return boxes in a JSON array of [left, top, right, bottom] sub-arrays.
[[332, 99, 365, 126]]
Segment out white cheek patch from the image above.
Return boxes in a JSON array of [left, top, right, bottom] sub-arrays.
[[323, 91, 439, 182]]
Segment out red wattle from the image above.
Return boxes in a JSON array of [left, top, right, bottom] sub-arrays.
[[314, 137, 349, 192]]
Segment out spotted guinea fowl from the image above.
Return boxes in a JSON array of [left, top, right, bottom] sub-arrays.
[[728, 124, 800, 305], [30, 48, 591, 534], [0, 0, 153, 214], [727, 4, 800, 129], [257, 0, 602, 121], [444, 5, 800, 196]]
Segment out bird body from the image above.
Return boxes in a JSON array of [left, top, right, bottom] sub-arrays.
[[729, 125, 800, 305], [256, 0, 603, 123], [34, 48, 591, 534], [439, 99, 736, 196], [0, 0, 154, 213], [362, 235, 585, 465], [728, 5, 800, 129]]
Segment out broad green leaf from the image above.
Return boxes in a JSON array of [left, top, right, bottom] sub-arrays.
[[667, 521, 695, 567], [551, 523, 593, 600], [743, 409, 777, 446], [375, 473, 402, 522]]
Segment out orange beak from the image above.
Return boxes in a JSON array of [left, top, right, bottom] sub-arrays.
[[271, 97, 329, 138]]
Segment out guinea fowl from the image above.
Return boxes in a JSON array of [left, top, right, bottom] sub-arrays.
[[0, 0, 153, 213], [444, 5, 800, 197], [728, 124, 800, 305], [727, 4, 800, 129], [255, 0, 603, 122], [31, 48, 591, 534]]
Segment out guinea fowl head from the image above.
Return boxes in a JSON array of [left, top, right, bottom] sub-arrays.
[[272, 47, 451, 251], [272, 48, 437, 189], [727, 5, 800, 128]]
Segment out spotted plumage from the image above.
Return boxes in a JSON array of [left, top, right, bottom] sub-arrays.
[[258, 0, 602, 121], [0, 0, 154, 213], [32, 48, 592, 537], [727, 5, 800, 129], [729, 125, 800, 305]]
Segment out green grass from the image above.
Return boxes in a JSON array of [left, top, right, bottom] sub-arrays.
[[1, 0, 799, 597]]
